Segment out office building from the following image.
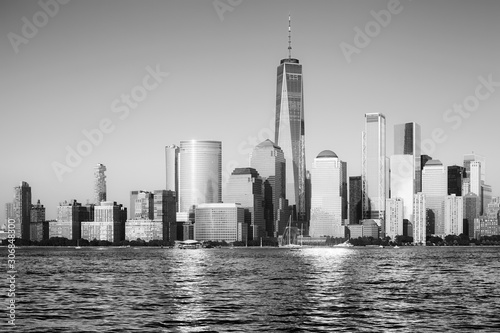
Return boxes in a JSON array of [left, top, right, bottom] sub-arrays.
[[194, 203, 246, 242], [250, 140, 286, 236], [474, 217, 500, 239], [349, 176, 363, 224], [394, 122, 421, 192], [422, 160, 447, 235], [463, 153, 485, 183], [386, 198, 404, 240], [178, 140, 222, 214], [309, 150, 346, 238], [30, 199, 45, 223], [51, 200, 94, 240], [413, 193, 426, 245], [362, 113, 387, 233], [390, 155, 415, 222], [125, 220, 163, 242], [134, 191, 154, 220], [165, 144, 179, 211], [274, 17, 306, 222], [481, 184, 492, 216], [30, 221, 49, 242], [153, 190, 177, 243], [224, 168, 265, 240], [448, 165, 466, 196], [82, 201, 126, 243], [13, 181, 32, 240], [94, 163, 106, 205], [463, 193, 481, 237], [444, 194, 463, 236]]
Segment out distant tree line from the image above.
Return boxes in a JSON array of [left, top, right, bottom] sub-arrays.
[[1, 237, 175, 247]]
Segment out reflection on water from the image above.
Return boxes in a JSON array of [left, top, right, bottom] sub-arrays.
[[3, 246, 500, 332]]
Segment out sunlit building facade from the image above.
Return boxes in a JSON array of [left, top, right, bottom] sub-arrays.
[[390, 155, 415, 221], [413, 193, 426, 245], [386, 198, 404, 240], [362, 113, 387, 232], [394, 122, 421, 193], [82, 201, 126, 242], [194, 203, 246, 242], [178, 140, 222, 216], [422, 160, 447, 235], [309, 150, 346, 238], [444, 194, 463, 236], [275, 54, 306, 223]]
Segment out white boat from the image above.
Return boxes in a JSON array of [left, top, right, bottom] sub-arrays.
[[394, 245, 400, 249], [279, 217, 302, 250], [334, 240, 354, 248]]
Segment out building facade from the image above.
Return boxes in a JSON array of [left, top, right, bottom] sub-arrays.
[[309, 150, 346, 238], [94, 163, 107, 205], [224, 168, 265, 240], [413, 193, 426, 245], [13, 181, 31, 240], [362, 113, 387, 233], [448, 165, 466, 196], [444, 194, 463, 236], [463, 193, 481, 237], [194, 203, 246, 242], [349, 176, 363, 224], [386, 198, 404, 240], [422, 160, 447, 235], [250, 139, 286, 237], [274, 46, 306, 223], [178, 140, 222, 214], [82, 201, 126, 242], [165, 144, 179, 211]]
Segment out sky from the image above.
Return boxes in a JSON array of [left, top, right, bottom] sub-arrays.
[[1, 0, 499, 222]]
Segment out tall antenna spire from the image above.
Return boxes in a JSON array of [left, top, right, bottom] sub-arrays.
[[288, 13, 292, 59]]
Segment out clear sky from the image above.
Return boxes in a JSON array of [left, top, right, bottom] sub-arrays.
[[1, 0, 499, 222]]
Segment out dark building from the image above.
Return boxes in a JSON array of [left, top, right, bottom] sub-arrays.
[[154, 190, 177, 243], [349, 176, 363, 224], [448, 165, 466, 196], [13, 181, 32, 241]]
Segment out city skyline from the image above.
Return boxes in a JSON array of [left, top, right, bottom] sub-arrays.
[[2, 1, 500, 222]]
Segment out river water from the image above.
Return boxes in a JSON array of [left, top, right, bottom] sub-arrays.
[[3, 246, 500, 332]]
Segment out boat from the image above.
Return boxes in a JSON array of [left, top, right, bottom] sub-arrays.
[[178, 239, 201, 249], [75, 239, 81, 249], [279, 217, 301, 250], [334, 240, 354, 248], [394, 245, 400, 249]]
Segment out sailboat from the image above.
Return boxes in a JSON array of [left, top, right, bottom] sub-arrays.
[[75, 239, 81, 249], [280, 217, 301, 250]]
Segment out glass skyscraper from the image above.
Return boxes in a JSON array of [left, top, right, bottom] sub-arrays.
[[250, 139, 286, 236], [309, 150, 346, 238], [394, 122, 421, 193], [13, 181, 31, 240], [224, 168, 265, 239], [274, 25, 306, 223], [178, 140, 222, 214], [362, 113, 387, 230], [422, 160, 447, 235]]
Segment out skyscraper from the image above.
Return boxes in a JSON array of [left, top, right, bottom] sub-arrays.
[[413, 193, 426, 245], [394, 122, 422, 192], [13, 181, 31, 240], [165, 145, 179, 206], [422, 160, 447, 235], [448, 165, 466, 196], [390, 155, 415, 222], [463, 153, 485, 183], [94, 163, 107, 205], [309, 150, 346, 238], [274, 16, 306, 223], [463, 193, 480, 237], [153, 190, 177, 243], [444, 194, 463, 236], [178, 140, 222, 214], [224, 168, 265, 239], [386, 198, 404, 240], [362, 113, 387, 232], [250, 140, 286, 236], [349, 176, 363, 224]]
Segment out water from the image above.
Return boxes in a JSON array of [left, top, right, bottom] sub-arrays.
[[3, 246, 500, 332]]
